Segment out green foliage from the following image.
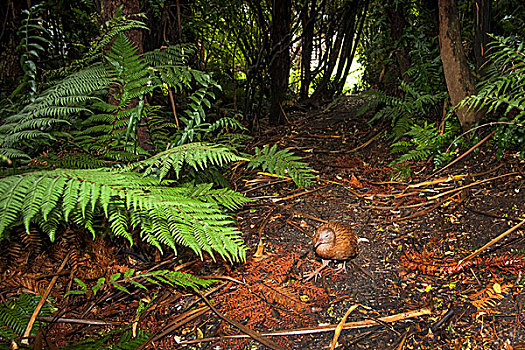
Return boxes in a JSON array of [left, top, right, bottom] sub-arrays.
[[458, 35, 525, 157], [247, 144, 315, 188], [61, 327, 148, 350], [0, 166, 248, 262], [358, 13, 454, 167], [76, 33, 153, 160], [0, 294, 56, 343], [460, 36, 525, 117], [0, 64, 110, 162], [11, 4, 50, 102], [82, 6, 148, 67], [391, 121, 455, 167], [127, 142, 248, 181], [67, 268, 214, 297]]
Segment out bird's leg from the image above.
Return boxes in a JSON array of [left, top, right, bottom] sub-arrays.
[[304, 259, 329, 281], [333, 261, 347, 274]]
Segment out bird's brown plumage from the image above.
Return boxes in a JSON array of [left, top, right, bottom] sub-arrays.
[[313, 221, 358, 261]]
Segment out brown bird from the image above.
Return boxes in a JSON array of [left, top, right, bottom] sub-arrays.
[[305, 221, 359, 281]]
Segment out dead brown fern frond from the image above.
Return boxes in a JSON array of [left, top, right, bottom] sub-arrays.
[[469, 277, 512, 313]]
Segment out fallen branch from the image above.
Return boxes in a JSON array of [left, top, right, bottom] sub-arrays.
[[331, 304, 360, 350], [195, 290, 285, 350], [177, 308, 432, 345], [36, 317, 119, 326], [21, 252, 70, 346], [136, 306, 210, 350], [273, 184, 330, 203], [427, 172, 518, 200], [459, 219, 525, 264], [434, 130, 496, 176]]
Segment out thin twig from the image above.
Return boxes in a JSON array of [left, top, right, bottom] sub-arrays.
[[331, 304, 360, 350], [391, 200, 445, 222], [459, 219, 525, 264], [21, 252, 70, 345], [273, 184, 330, 203], [446, 122, 525, 153], [177, 308, 432, 344], [427, 172, 518, 200], [195, 290, 285, 350], [433, 130, 496, 176], [167, 88, 179, 128], [137, 306, 210, 350], [347, 130, 384, 153], [36, 317, 119, 326]]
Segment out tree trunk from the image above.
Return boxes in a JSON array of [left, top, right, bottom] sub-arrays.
[[300, 0, 315, 100], [269, 0, 291, 125], [102, 0, 143, 53], [474, 0, 490, 72], [0, 1, 27, 93], [385, 0, 411, 82], [438, 0, 483, 130]]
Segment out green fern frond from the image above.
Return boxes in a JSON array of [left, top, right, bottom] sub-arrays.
[[0, 294, 56, 341], [0, 169, 247, 262], [61, 327, 149, 350], [247, 144, 315, 187], [126, 142, 249, 180], [459, 35, 525, 118]]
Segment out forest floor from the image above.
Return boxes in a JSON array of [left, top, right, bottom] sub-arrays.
[[1, 97, 525, 350]]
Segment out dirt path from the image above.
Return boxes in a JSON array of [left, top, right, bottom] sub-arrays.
[[219, 97, 525, 349]]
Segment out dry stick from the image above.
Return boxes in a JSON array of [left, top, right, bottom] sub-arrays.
[[254, 207, 276, 258], [273, 184, 331, 203], [284, 205, 329, 224], [446, 122, 525, 153], [21, 252, 70, 345], [198, 275, 247, 286], [36, 317, 119, 326], [136, 306, 210, 350], [195, 290, 285, 350], [427, 172, 518, 200], [391, 200, 444, 222], [459, 219, 525, 264], [347, 130, 384, 153], [393, 331, 409, 350], [139, 281, 229, 350], [408, 174, 469, 188], [167, 88, 180, 128], [350, 261, 375, 281], [330, 304, 360, 350], [178, 308, 432, 345], [433, 130, 496, 176]]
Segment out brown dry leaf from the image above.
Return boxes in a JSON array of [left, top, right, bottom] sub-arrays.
[[469, 278, 512, 313]]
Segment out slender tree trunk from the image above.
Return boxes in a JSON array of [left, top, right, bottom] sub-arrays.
[[474, 0, 490, 72], [0, 0, 27, 93], [438, 0, 483, 130], [386, 0, 411, 82], [269, 0, 291, 125], [300, 0, 315, 100]]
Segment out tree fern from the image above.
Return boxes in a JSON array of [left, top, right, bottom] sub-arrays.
[[247, 144, 315, 187], [0, 64, 110, 162]]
